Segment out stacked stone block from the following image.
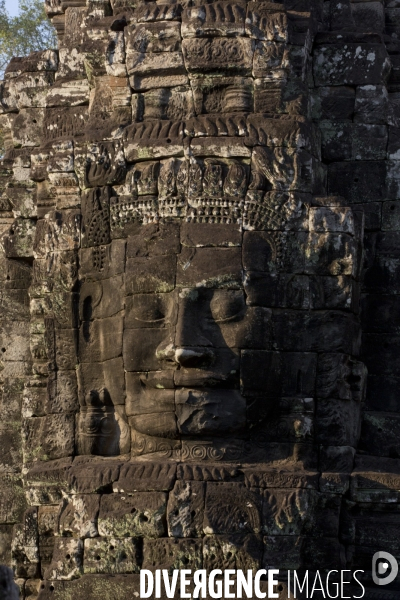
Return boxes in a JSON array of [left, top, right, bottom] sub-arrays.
[[0, 0, 398, 598], [311, 0, 400, 587]]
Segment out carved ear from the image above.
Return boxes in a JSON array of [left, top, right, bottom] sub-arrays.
[[79, 280, 103, 320]]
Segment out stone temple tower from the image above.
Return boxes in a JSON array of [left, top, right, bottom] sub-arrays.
[[0, 0, 400, 598]]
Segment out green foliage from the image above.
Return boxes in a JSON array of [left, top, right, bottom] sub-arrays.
[[0, 0, 57, 77]]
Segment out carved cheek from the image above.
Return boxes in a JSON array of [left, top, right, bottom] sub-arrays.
[[124, 328, 176, 371], [216, 307, 272, 350], [215, 311, 251, 349]]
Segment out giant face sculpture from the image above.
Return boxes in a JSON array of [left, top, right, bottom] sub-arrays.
[[75, 179, 362, 464], [78, 219, 279, 460]]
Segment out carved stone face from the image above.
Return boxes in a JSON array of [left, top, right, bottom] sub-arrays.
[[77, 221, 282, 460], [73, 194, 365, 463], [124, 241, 269, 437]]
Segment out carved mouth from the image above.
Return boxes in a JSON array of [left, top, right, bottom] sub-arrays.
[[138, 370, 238, 390], [173, 370, 238, 388]]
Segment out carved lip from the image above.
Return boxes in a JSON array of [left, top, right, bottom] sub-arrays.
[[175, 369, 238, 388], [139, 370, 238, 389]]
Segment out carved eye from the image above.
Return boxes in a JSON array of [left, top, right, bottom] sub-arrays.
[[210, 291, 245, 323], [130, 295, 167, 323]]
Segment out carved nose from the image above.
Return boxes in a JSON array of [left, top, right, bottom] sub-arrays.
[[175, 314, 212, 349], [174, 347, 214, 368]]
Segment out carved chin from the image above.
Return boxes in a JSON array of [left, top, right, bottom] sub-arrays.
[[175, 389, 247, 435], [130, 389, 247, 439]]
